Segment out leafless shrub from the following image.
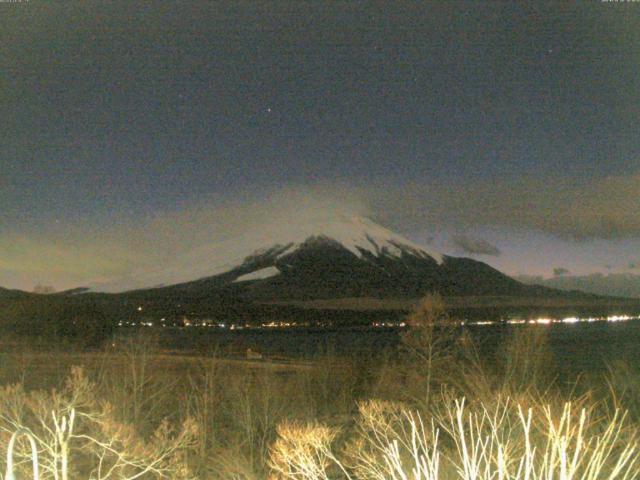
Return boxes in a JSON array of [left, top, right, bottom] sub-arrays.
[[499, 325, 557, 394], [345, 399, 439, 480], [0, 366, 197, 480], [400, 293, 463, 407], [268, 421, 346, 480], [271, 394, 639, 480], [97, 331, 177, 431]]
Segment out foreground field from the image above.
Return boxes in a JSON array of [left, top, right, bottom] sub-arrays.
[[1, 296, 640, 479]]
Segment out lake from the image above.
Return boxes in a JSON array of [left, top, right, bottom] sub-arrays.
[[149, 318, 640, 378]]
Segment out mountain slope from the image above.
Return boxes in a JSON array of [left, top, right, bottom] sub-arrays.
[[88, 215, 444, 293], [84, 215, 551, 304], [0, 286, 33, 300]]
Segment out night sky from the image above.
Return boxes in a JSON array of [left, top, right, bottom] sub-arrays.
[[2, 1, 639, 293]]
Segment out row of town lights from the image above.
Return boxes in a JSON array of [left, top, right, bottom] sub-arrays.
[[129, 305, 638, 328], [462, 314, 639, 326]]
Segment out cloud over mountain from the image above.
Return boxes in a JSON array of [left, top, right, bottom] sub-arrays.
[[452, 235, 501, 256], [4, 174, 640, 291], [1, 186, 369, 290], [368, 172, 640, 241]]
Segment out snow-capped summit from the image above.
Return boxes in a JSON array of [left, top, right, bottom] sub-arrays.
[[235, 214, 443, 266], [89, 215, 442, 293]]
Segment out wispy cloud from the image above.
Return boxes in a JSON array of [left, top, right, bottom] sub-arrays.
[[3, 173, 640, 291], [367, 172, 640, 241], [452, 235, 501, 256], [0, 185, 368, 290]]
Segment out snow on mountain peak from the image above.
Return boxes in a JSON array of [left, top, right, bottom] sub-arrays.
[[270, 214, 442, 263], [87, 214, 441, 293]]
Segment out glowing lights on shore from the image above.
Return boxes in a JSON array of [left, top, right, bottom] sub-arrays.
[[561, 317, 579, 324], [373, 314, 640, 328], [116, 314, 639, 329], [532, 318, 552, 325], [492, 314, 639, 326], [371, 315, 639, 328], [372, 321, 407, 328]]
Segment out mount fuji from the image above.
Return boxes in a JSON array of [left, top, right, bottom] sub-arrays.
[[85, 215, 532, 300], [6, 213, 629, 331]]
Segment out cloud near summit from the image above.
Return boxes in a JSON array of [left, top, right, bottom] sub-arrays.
[[451, 235, 501, 256], [0, 186, 370, 290], [366, 172, 640, 241], [3, 174, 639, 291]]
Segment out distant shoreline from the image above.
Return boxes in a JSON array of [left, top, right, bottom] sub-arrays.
[[264, 295, 640, 311]]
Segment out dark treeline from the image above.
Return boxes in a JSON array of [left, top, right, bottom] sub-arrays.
[[2, 289, 640, 351], [0, 294, 119, 347]]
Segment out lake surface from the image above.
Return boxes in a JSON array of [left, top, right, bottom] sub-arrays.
[[150, 319, 640, 376]]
